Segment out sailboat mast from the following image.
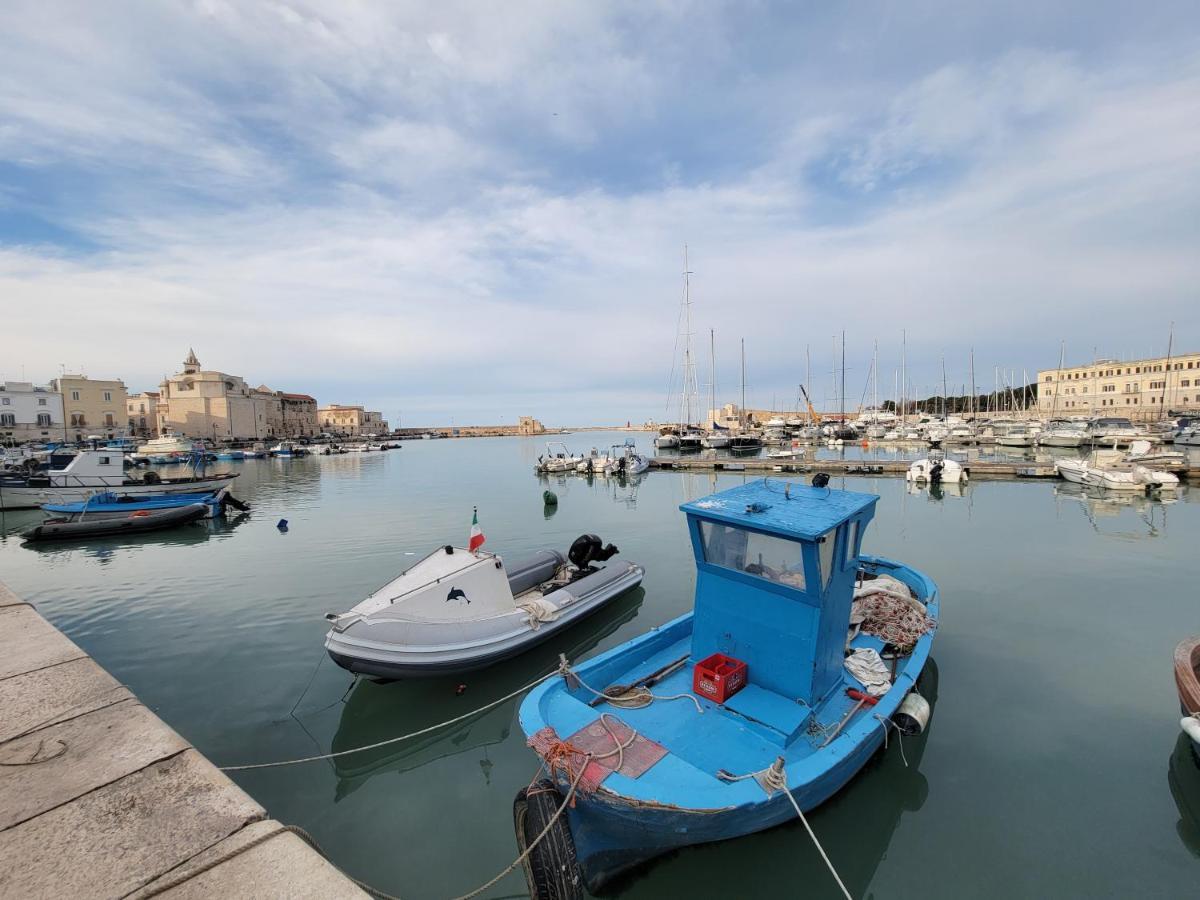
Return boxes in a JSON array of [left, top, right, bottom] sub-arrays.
[[970, 348, 976, 419], [740, 338, 747, 428], [873, 339, 878, 418], [1051, 341, 1065, 419], [840, 330, 846, 427], [805, 344, 812, 425], [1160, 323, 1174, 417], [710, 328, 717, 429], [901, 330, 907, 425], [681, 245, 695, 427], [941, 356, 948, 418]]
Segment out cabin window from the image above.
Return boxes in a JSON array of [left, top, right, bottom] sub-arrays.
[[845, 520, 860, 568], [818, 527, 839, 589], [698, 522, 805, 590], [99, 456, 111, 465]]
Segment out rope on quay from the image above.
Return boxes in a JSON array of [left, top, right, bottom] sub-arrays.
[[220, 668, 561, 771], [717, 759, 853, 900]]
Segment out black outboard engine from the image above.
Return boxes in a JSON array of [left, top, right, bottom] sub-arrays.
[[568, 534, 619, 572], [929, 461, 944, 484]]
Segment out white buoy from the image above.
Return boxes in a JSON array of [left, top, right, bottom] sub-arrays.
[[894, 692, 931, 735]]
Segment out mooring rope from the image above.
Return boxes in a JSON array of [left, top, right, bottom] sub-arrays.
[[717, 760, 853, 900], [568, 663, 704, 714], [220, 668, 560, 771]]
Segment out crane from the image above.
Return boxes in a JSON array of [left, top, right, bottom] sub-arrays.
[[799, 384, 822, 424]]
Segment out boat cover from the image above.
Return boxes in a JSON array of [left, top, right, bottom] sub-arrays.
[[506, 549, 565, 596]]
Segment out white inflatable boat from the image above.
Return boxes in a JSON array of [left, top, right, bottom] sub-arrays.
[[324, 535, 644, 678]]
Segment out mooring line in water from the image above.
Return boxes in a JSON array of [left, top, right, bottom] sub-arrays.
[[717, 759, 854, 900], [220, 668, 560, 771], [451, 755, 590, 900]]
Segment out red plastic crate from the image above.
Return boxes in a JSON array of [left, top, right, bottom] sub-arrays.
[[692, 652, 748, 703]]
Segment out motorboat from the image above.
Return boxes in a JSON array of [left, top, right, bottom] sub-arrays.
[[135, 433, 198, 457], [730, 431, 763, 452], [324, 534, 644, 678], [535, 442, 582, 474], [40, 487, 243, 520], [1038, 421, 1088, 448], [0, 450, 239, 511], [677, 429, 706, 452], [1057, 449, 1179, 492], [1087, 417, 1142, 448], [907, 449, 969, 484], [1125, 440, 1187, 472], [214, 449, 245, 460], [22, 501, 209, 542], [576, 448, 612, 474], [654, 430, 681, 450], [1175, 425, 1200, 447], [762, 417, 789, 444], [766, 440, 807, 460], [995, 423, 1036, 447], [270, 441, 307, 457], [702, 430, 732, 450], [604, 442, 649, 476], [515, 479, 939, 894]]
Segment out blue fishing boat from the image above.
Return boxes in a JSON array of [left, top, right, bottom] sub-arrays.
[[516, 478, 939, 895], [215, 450, 245, 460], [41, 487, 245, 520]]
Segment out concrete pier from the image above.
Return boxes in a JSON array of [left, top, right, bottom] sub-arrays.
[[0, 581, 367, 900], [649, 455, 1200, 481]]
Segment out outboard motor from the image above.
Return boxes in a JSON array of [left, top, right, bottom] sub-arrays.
[[929, 461, 944, 484], [568, 534, 619, 572]]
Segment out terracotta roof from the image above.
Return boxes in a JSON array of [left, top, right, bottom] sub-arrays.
[[281, 393, 316, 401]]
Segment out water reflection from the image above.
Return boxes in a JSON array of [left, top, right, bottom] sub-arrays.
[[1168, 732, 1200, 856], [907, 481, 969, 502], [329, 588, 645, 800], [1054, 483, 1177, 538]]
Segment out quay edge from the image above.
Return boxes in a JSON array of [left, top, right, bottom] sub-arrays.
[[0, 580, 368, 900]]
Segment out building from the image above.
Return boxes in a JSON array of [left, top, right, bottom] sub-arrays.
[[51, 374, 129, 441], [126, 392, 160, 438], [279, 393, 319, 437], [516, 416, 545, 435], [157, 350, 281, 441], [318, 404, 389, 436], [1038, 351, 1200, 420], [0, 382, 64, 444]]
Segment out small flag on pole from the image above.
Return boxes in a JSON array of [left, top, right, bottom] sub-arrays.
[[469, 507, 485, 553]]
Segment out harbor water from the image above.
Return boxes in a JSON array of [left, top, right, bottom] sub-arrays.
[[0, 432, 1196, 898]]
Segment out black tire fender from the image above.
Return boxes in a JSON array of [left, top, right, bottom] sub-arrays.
[[513, 779, 582, 900]]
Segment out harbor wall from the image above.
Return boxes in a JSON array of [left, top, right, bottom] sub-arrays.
[[0, 580, 367, 900]]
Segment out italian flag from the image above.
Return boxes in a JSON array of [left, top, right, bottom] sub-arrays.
[[469, 507, 485, 552]]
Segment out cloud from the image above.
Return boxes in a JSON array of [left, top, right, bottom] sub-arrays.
[[0, 3, 1197, 422]]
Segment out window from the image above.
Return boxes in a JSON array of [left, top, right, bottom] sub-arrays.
[[0, 398, 8, 405], [37, 413, 50, 426], [0, 414, 13, 426], [71, 390, 80, 400], [699, 522, 806, 590], [1102, 384, 1115, 392], [104, 413, 115, 426], [70, 413, 85, 427], [38, 398, 46, 406], [818, 527, 840, 589], [1183, 380, 1191, 388], [103, 391, 112, 402]]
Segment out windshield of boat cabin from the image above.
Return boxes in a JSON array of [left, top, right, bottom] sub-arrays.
[[699, 521, 805, 590]]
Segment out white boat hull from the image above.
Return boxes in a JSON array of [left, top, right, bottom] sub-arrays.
[[0, 474, 238, 510]]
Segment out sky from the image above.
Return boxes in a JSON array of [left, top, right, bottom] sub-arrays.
[[1, 1, 1198, 426]]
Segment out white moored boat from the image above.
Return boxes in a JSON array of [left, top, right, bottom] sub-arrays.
[[535, 442, 582, 474], [1056, 448, 1180, 492], [135, 433, 198, 457], [324, 535, 644, 678], [907, 449, 969, 485], [0, 450, 238, 511]]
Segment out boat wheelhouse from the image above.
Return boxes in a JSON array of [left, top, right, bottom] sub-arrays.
[[517, 479, 939, 893]]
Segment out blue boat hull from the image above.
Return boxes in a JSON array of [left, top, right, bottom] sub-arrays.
[[520, 554, 938, 893]]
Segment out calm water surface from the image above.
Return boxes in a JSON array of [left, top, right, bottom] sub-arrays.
[[1, 431, 1197, 898]]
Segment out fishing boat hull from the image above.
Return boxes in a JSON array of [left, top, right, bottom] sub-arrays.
[[0, 473, 239, 511], [40, 488, 235, 520], [520, 552, 937, 894], [1175, 637, 1200, 717], [21, 503, 209, 542]]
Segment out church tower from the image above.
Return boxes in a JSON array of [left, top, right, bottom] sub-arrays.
[[182, 348, 201, 375]]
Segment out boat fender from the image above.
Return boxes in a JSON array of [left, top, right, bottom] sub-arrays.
[[1182, 716, 1200, 745], [512, 779, 583, 900], [543, 490, 558, 505], [894, 691, 931, 735]]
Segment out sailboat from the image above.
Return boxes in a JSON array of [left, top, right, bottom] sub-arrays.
[[659, 247, 703, 451], [731, 338, 762, 452], [703, 329, 732, 449]]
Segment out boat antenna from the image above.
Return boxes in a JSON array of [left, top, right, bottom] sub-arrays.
[[1160, 322, 1174, 417]]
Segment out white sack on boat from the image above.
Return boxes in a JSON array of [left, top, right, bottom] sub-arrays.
[[518, 597, 561, 630], [845, 648, 891, 696]]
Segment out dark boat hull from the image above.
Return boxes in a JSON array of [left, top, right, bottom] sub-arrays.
[[22, 503, 208, 542]]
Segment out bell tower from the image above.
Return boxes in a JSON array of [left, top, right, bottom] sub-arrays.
[[182, 348, 201, 375]]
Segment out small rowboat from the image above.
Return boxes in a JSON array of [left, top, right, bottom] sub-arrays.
[[1176, 637, 1200, 751], [21, 503, 209, 542], [40, 487, 243, 520]]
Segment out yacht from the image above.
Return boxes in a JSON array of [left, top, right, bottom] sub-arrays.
[[654, 430, 681, 450], [702, 429, 732, 450], [135, 433, 197, 457], [1038, 420, 1088, 448], [995, 423, 1036, 448], [1087, 417, 1142, 448], [677, 428, 706, 452], [762, 416, 789, 445]]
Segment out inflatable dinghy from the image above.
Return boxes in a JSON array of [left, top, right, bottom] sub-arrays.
[[324, 534, 644, 678]]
